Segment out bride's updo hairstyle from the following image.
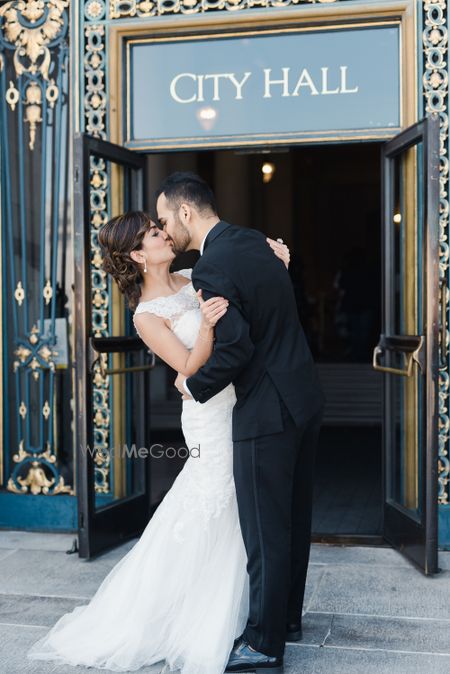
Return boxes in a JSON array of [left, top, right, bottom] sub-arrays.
[[98, 210, 152, 311]]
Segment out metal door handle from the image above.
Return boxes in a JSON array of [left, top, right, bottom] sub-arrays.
[[90, 347, 156, 377], [88, 335, 155, 376], [103, 353, 156, 377], [372, 335, 425, 376]]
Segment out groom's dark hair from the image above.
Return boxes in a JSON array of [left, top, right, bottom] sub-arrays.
[[156, 172, 218, 216]]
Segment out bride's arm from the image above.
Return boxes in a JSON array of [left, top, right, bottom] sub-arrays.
[[133, 296, 228, 377]]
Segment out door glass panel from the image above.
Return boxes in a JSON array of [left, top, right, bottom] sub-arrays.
[[387, 143, 424, 519], [88, 155, 147, 511], [376, 115, 439, 573]]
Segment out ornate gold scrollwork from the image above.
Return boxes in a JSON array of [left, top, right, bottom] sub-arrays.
[[13, 322, 59, 380], [0, 0, 68, 149], [14, 345, 31, 365], [109, 0, 336, 18], [7, 440, 73, 495], [42, 400, 51, 420], [6, 80, 19, 109], [24, 81, 42, 150], [7, 463, 73, 494], [43, 279, 53, 305], [423, 0, 450, 504], [14, 280, 25, 306]]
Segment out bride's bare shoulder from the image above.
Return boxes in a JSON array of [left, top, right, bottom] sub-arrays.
[[133, 310, 170, 341]]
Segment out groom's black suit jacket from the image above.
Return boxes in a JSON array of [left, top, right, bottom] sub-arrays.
[[186, 220, 325, 441]]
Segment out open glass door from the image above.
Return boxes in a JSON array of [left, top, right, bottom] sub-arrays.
[[373, 114, 440, 574], [74, 134, 154, 558]]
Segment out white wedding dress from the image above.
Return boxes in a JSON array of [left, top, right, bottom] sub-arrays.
[[27, 268, 249, 673]]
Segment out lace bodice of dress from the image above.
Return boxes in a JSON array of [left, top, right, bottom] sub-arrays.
[[133, 267, 237, 539], [133, 269, 202, 349]]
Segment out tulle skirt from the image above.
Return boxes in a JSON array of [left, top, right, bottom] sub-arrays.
[[27, 384, 249, 672]]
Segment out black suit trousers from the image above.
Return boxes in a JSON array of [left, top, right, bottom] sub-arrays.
[[233, 396, 323, 658]]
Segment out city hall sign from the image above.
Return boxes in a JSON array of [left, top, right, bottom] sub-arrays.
[[169, 66, 359, 104], [125, 24, 400, 149]]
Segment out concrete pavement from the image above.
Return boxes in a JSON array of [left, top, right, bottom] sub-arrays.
[[1, 531, 450, 674]]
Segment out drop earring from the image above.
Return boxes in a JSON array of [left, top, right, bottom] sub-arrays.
[[143, 259, 148, 273]]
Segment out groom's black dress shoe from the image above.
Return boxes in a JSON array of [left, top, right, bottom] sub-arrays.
[[225, 636, 284, 673], [286, 621, 303, 642]]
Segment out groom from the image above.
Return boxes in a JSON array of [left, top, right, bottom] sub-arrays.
[[156, 172, 325, 673]]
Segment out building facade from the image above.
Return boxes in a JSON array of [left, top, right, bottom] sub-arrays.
[[0, 0, 448, 572]]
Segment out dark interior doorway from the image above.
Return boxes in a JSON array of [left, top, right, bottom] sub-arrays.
[[144, 142, 383, 538]]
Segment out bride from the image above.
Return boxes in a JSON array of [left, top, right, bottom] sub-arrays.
[[26, 210, 290, 673]]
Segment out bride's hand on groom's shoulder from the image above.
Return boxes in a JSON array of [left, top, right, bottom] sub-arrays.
[[197, 290, 229, 328], [266, 237, 290, 269]]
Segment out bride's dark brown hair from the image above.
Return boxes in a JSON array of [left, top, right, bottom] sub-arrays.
[[98, 211, 153, 311]]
